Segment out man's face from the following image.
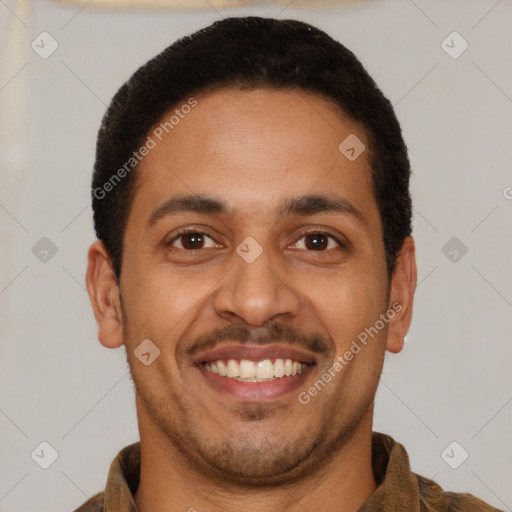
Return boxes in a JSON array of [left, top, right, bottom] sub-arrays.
[[117, 88, 394, 484]]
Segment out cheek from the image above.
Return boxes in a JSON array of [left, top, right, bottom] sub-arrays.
[[300, 267, 386, 354], [120, 263, 221, 344]]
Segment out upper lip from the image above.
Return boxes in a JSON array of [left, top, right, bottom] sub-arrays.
[[191, 343, 317, 365]]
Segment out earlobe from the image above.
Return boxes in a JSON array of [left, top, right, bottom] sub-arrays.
[[85, 240, 124, 349], [385, 237, 417, 354]]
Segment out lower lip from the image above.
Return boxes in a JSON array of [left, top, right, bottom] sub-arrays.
[[196, 363, 316, 401]]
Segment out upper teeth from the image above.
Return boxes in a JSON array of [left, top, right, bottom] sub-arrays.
[[203, 358, 305, 381]]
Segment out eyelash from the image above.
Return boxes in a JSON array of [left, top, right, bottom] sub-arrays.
[[166, 228, 346, 252]]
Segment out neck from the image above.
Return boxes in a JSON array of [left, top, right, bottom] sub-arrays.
[[134, 405, 377, 512]]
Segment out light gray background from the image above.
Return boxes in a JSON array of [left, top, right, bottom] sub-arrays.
[[1, 0, 511, 511]]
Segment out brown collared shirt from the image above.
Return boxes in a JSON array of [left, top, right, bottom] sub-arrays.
[[74, 432, 502, 512]]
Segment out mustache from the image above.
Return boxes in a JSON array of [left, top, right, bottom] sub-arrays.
[[185, 322, 331, 360]]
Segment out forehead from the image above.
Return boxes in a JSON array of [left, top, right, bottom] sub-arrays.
[[131, 87, 378, 226]]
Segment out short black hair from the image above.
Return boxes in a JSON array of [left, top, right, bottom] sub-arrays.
[[92, 16, 412, 280]]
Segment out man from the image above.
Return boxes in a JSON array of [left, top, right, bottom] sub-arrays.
[[80, 16, 500, 512]]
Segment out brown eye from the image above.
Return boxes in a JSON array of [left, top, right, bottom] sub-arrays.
[[168, 231, 217, 250], [295, 232, 342, 251], [304, 233, 329, 250], [181, 233, 205, 249]]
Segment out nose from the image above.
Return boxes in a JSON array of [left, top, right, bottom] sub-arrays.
[[213, 239, 302, 326]]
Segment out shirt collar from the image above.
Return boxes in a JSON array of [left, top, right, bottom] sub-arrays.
[[104, 441, 140, 512], [102, 432, 420, 512], [358, 432, 421, 512]]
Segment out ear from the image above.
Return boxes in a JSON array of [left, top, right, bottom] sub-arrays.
[[85, 240, 124, 349], [385, 237, 417, 354]]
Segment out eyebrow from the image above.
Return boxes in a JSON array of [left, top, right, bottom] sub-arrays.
[[147, 193, 364, 227]]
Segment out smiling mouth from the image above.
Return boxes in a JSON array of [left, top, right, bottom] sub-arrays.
[[191, 343, 318, 399], [202, 358, 309, 382]]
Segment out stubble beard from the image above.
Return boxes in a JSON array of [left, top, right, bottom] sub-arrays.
[[131, 366, 373, 488], [120, 295, 375, 488]]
